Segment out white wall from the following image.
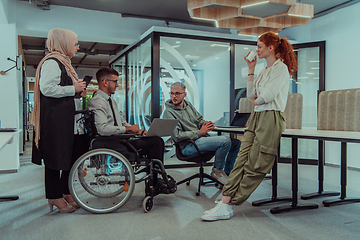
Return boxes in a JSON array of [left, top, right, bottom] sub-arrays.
[[0, 0, 8, 24], [281, 3, 360, 168], [0, 0, 16, 24], [0, 22, 20, 171]]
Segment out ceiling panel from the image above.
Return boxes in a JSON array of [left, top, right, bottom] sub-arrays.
[[19, 0, 356, 75]]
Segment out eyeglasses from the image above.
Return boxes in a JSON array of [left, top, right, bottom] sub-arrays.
[[103, 79, 118, 84], [75, 43, 80, 48], [170, 92, 185, 96]]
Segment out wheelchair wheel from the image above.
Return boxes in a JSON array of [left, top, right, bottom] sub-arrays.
[[142, 196, 153, 213], [69, 148, 135, 214]]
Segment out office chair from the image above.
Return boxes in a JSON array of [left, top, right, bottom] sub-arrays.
[[174, 139, 221, 196]]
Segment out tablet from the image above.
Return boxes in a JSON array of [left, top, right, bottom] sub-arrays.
[[83, 75, 93, 87]]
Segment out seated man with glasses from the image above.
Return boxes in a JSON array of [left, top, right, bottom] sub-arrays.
[[163, 82, 241, 185], [87, 67, 165, 183]]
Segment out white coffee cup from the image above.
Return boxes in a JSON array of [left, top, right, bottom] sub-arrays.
[[246, 50, 256, 62]]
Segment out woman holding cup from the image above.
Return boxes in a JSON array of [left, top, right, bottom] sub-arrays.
[[202, 31, 298, 221]]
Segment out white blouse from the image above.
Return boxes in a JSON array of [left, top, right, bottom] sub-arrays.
[[247, 59, 290, 112]]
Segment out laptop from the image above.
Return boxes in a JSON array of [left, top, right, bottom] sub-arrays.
[[230, 112, 251, 127], [144, 118, 179, 137], [217, 112, 251, 128]]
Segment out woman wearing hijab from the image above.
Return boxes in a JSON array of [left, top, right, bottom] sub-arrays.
[[31, 28, 88, 213]]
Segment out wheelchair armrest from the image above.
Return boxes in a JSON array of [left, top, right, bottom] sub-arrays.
[[75, 110, 87, 115], [94, 134, 136, 141], [91, 134, 140, 159]]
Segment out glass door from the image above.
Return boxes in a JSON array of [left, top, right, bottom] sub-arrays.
[[280, 41, 325, 163]]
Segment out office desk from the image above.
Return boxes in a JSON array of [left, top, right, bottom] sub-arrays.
[[214, 127, 360, 213], [0, 131, 20, 201], [0, 132, 18, 150]]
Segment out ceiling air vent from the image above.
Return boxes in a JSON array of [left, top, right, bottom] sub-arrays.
[[31, 0, 50, 10]]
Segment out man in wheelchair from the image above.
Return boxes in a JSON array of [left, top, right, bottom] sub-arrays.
[[87, 67, 176, 196]]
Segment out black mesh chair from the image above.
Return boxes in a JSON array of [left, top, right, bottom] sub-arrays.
[[175, 139, 220, 196]]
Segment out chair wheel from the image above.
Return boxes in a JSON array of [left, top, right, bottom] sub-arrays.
[[186, 181, 190, 185], [196, 192, 200, 196], [143, 196, 153, 213]]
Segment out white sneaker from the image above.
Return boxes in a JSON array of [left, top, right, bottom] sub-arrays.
[[203, 200, 220, 215], [211, 167, 228, 185], [202, 201, 234, 221], [203, 200, 234, 216]]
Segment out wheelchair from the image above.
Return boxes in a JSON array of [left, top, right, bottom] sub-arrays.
[[69, 110, 176, 214]]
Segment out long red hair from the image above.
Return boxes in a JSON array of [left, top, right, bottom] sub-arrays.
[[258, 31, 298, 77]]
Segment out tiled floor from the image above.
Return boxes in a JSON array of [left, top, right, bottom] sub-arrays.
[[1, 141, 360, 240]]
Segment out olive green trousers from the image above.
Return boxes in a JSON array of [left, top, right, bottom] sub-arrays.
[[222, 110, 286, 205]]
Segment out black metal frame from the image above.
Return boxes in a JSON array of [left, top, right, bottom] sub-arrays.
[[109, 29, 326, 170], [279, 40, 326, 164], [110, 31, 325, 127], [110, 29, 257, 123]]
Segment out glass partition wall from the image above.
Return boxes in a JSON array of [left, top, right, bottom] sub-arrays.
[[280, 42, 325, 164], [110, 28, 325, 165], [159, 37, 231, 124], [111, 31, 251, 129], [112, 56, 127, 119]]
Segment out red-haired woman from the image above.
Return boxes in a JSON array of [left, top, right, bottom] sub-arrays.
[[202, 31, 298, 221]]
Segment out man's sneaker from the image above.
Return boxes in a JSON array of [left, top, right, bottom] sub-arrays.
[[211, 167, 228, 185], [202, 201, 234, 221]]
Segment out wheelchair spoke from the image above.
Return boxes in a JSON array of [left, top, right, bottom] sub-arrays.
[[69, 149, 135, 213]]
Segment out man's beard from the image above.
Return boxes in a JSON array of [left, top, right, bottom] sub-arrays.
[[173, 99, 183, 106]]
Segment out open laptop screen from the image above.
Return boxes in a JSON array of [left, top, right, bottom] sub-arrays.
[[230, 112, 251, 127], [144, 118, 179, 137]]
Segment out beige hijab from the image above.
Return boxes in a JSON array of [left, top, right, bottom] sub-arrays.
[[31, 28, 79, 148]]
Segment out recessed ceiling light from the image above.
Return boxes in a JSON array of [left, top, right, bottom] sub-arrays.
[[191, 17, 218, 27], [211, 44, 229, 48], [288, 14, 312, 18], [242, 1, 269, 8]]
